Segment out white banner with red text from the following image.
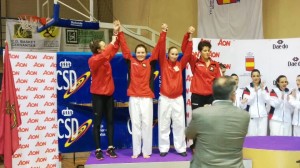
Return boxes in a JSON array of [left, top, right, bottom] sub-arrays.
[[7, 51, 59, 167]]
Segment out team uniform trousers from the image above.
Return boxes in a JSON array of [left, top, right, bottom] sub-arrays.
[[119, 31, 166, 156], [243, 84, 269, 136], [294, 125, 300, 136], [92, 94, 114, 149], [247, 117, 268, 136], [129, 97, 153, 156], [269, 120, 292, 136], [158, 95, 186, 153], [293, 110, 300, 136]]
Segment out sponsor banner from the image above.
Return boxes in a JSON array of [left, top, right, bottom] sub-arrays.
[[6, 51, 58, 167], [60, 28, 109, 52], [6, 19, 61, 52], [186, 38, 300, 124], [57, 52, 95, 153], [57, 52, 166, 153]]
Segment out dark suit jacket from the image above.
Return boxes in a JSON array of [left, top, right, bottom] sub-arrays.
[[186, 100, 250, 168]]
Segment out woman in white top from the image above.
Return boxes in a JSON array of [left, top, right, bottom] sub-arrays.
[[242, 69, 269, 136], [288, 75, 300, 136], [269, 75, 294, 136], [231, 73, 246, 109]]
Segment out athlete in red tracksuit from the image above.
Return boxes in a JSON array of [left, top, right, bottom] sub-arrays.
[[187, 41, 222, 109], [88, 21, 120, 160], [158, 25, 194, 157], [184, 39, 222, 151], [118, 21, 166, 159]]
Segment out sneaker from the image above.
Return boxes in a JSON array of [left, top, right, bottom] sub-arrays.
[[106, 147, 117, 158], [95, 150, 104, 160], [160, 152, 168, 157], [179, 152, 187, 157]]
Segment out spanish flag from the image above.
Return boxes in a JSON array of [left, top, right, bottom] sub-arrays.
[[217, 0, 240, 5], [245, 56, 255, 71]]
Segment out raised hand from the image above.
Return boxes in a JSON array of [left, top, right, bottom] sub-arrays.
[[161, 23, 168, 32], [188, 26, 195, 34], [188, 26, 195, 40], [113, 20, 121, 34]]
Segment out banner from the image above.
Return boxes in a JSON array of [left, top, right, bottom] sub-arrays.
[[7, 51, 58, 167], [60, 28, 109, 52], [186, 38, 300, 124], [198, 0, 263, 39], [57, 52, 162, 153], [6, 19, 61, 52], [216, 0, 240, 5]]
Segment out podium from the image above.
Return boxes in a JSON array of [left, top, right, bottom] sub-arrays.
[[243, 136, 300, 168]]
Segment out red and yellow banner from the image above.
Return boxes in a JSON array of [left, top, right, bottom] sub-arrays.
[[217, 0, 239, 5], [245, 57, 255, 71]]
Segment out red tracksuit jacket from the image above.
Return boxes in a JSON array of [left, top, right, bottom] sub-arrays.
[[118, 31, 166, 98], [188, 55, 221, 96], [88, 40, 119, 96], [159, 32, 193, 98]]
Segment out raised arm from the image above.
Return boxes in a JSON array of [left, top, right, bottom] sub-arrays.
[[107, 20, 121, 61], [89, 35, 119, 68], [149, 24, 167, 61], [107, 35, 120, 61], [158, 23, 168, 66], [116, 20, 133, 60], [180, 26, 195, 69], [188, 52, 198, 75]]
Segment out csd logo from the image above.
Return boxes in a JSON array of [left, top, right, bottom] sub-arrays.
[[64, 119, 93, 147], [63, 71, 91, 98]]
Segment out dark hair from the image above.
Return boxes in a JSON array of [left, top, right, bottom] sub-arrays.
[[251, 69, 260, 77], [250, 69, 261, 85], [231, 73, 238, 77], [213, 76, 236, 100], [297, 75, 300, 78], [135, 44, 148, 53], [197, 40, 211, 52], [275, 75, 287, 88], [89, 39, 101, 54], [168, 46, 177, 54]]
